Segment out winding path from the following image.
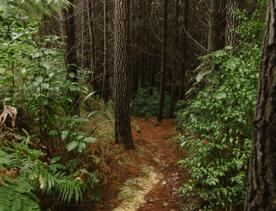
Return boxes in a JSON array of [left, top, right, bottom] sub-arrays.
[[115, 117, 188, 211]]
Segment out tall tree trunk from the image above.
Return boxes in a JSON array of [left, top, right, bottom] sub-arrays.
[[87, 1, 97, 91], [102, 0, 109, 103], [225, 0, 239, 46], [178, 0, 189, 100], [114, 0, 135, 149], [61, 0, 79, 115], [82, 0, 92, 69], [131, 0, 137, 99], [171, 0, 180, 116], [246, 1, 276, 210], [157, 0, 168, 122], [208, 0, 226, 53], [81, 0, 85, 69]]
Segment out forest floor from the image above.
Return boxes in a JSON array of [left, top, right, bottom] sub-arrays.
[[94, 117, 189, 211]]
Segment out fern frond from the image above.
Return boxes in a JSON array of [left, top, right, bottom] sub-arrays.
[[0, 178, 40, 211], [0, 0, 69, 17], [38, 168, 83, 202]]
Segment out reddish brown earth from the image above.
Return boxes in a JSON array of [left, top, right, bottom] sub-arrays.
[[134, 117, 188, 211], [93, 117, 189, 211]]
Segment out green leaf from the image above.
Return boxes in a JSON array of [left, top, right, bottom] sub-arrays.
[[61, 130, 69, 141], [214, 92, 227, 100], [50, 156, 61, 164], [196, 71, 211, 83], [77, 142, 86, 153], [49, 130, 59, 136], [67, 141, 79, 151], [83, 137, 96, 144], [41, 83, 50, 90]]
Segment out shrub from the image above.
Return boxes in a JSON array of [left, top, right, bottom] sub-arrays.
[[132, 88, 172, 118], [177, 42, 261, 211], [176, 8, 265, 210], [0, 7, 100, 211], [0, 134, 99, 211]]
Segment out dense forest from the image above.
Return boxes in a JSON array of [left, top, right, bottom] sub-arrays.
[[0, 0, 275, 210]]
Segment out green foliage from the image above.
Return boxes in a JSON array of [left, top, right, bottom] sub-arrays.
[[132, 88, 172, 118], [0, 0, 69, 17], [0, 6, 99, 210], [177, 10, 264, 210], [0, 135, 98, 211]]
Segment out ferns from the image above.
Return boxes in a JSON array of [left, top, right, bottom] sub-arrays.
[[38, 169, 83, 202], [0, 0, 69, 17], [0, 138, 98, 211], [0, 178, 40, 211]]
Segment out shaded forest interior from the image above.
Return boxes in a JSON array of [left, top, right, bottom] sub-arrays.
[[0, 0, 275, 211]]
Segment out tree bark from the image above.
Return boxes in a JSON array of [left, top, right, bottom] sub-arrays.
[[208, 0, 226, 53], [61, 0, 79, 115], [114, 0, 135, 149], [246, 0, 276, 210], [178, 0, 189, 100], [102, 0, 109, 103], [170, 0, 180, 116], [225, 0, 239, 46], [157, 0, 168, 122], [131, 0, 137, 99], [86, 1, 98, 92]]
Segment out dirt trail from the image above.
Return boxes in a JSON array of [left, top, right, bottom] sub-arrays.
[[94, 117, 188, 211], [133, 117, 188, 211]]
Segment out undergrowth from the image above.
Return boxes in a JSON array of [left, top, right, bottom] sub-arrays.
[[176, 9, 264, 211], [132, 88, 172, 118], [0, 5, 117, 210]]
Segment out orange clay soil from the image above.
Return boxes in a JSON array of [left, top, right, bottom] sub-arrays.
[[93, 117, 189, 211]]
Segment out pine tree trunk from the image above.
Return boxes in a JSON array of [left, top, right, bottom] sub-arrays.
[[179, 0, 189, 100], [87, 1, 97, 91], [114, 0, 135, 149], [225, 0, 239, 46], [131, 0, 137, 99], [157, 0, 168, 122], [171, 0, 180, 116], [61, 0, 79, 115], [246, 1, 276, 209], [102, 0, 109, 103], [208, 0, 226, 53]]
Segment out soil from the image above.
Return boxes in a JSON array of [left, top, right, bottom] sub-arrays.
[[94, 117, 189, 211]]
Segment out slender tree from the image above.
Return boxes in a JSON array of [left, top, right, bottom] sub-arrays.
[[246, 0, 276, 209], [179, 0, 189, 100], [61, 0, 79, 114], [208, 0, 226, 53], [170, 0, 180, 116], [225, 0, 239, 46], [114, 0, 135, 149], [87, 1, 97, 91], [157, 0, 168, 122], [131, 0, 137, 99], [102, 0, 109, 102]]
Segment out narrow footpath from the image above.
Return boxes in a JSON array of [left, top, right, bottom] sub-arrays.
[[94, 117, 189, 211]]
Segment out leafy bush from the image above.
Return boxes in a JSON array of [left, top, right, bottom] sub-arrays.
[[0, 6, 100, 211], [132, 88, 172, 118], [0, 134, 98, 211], [177, 44, 259, 210], [177, 10, 264, 209]]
